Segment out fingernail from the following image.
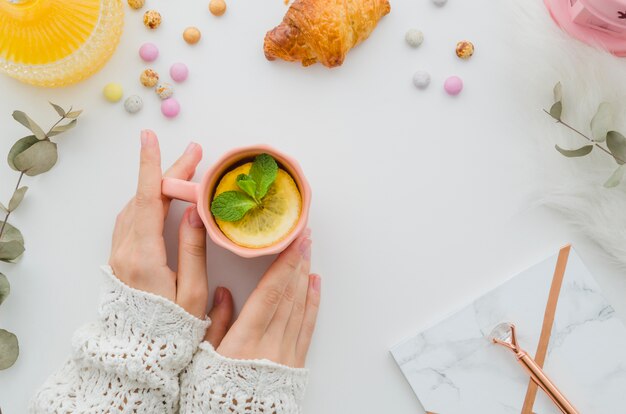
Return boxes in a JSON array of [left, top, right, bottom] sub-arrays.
[[311, 275, 321, 293], [299, 237, 311, 260], [185, 142, 198, 155], [215, 287, 225, 305], [141, 130, 154, 147], [302, 227, 311, 238], [188, 207, 204, 228]]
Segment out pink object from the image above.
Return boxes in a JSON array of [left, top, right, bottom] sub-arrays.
[[170, 62, 189, 82], [545, 0, 626, 56], [161, 98, 180, 118], [444, 76, 463, 95], [139, 43, 159, 62], [161, 145, 312, 258]]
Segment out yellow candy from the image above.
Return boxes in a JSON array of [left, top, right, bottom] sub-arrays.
[[103, 83, 123, 102]]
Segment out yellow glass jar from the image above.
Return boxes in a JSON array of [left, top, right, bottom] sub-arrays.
[[0, 0, 124, 87]]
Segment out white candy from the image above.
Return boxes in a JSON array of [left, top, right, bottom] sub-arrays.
[[124, 95, 143, 114], [412, 71, 431, 89], [432, 0, 447, 6], [405, 29, 424, 48]]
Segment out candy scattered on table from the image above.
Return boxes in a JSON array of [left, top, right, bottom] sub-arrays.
[[432, 0, 447, 6], [143, 10, 162, 29], [127, 0, 145, 10], [183, 27, 202, 44], [161, 98, 180, 118], [405, 29, 424, 48], [103, 83, 123, 102], [170, 63, 189, 83], [139, 42, 159, 62], [455, 40, 474, 59], [155, 83, 174, 100], [444, 76, 463, 96], [412, 71, 430, 89], [124, 95, 143, 113], [209, 0, 227, 16], [140, 69, 159, 87]]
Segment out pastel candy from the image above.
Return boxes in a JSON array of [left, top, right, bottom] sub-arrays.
[[139, 43, 159, 62], [161, 98, 180, 118], [170, 62, 188, 82], [103, 82, 123, 102], [444, 76, 463, 95]]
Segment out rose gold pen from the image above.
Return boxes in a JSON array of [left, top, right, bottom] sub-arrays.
[[489, 323, 579, 414]]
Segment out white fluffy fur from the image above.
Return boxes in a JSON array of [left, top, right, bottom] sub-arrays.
[[508, 0, 626, 268]]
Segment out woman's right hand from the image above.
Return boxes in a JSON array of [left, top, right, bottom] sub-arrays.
[[203, 230, 321, 368]]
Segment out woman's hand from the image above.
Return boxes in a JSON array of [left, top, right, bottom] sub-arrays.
[[204, 230, 321, 368], [109, 130, 208, 319]]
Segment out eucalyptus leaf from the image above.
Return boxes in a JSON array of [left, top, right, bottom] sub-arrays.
[[555, 144, 593, 157], [606, 131, 626, 165], [0, 222, 25, 263], [8, 186, 27, 212], [553, 82, 562, 102], [13, 141, 58, 176], [12, 111, 46, 140], [0, 273, 9, 306], [0, 329, 19, 370], [49, 102, 65, 117], [7, 136, 38, 171], [549, 102, 562, 120], [604, 165, 626, 188], [590, 102, 612, 142], [65, 110, 83, 119], [48, 119, 77, 137]]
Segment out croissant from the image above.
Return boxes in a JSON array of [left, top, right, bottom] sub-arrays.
[[264, 0, 390, 68]]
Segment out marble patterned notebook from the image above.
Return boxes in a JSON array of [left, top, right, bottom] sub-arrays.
[[390, 246, 626, 413]]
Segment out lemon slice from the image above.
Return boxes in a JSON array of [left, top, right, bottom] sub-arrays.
[[213, 162, 302, 248]]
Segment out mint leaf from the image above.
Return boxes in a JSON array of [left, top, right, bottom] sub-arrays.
[[236, 174, 258, 201], [249, 153, 278, 199], [211, 191, 257, 222]]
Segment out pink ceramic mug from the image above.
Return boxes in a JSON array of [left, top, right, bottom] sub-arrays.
[[162, 145, 312, 258]]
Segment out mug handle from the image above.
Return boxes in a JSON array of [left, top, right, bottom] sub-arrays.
[[162, 177, 199, 203]]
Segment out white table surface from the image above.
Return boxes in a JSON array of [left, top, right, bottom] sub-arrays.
[[1, 1, 625, 412]]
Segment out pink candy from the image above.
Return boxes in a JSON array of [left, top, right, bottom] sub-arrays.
[[444, 76, 463, 96], [161, 98, 180, 118], [169, 62, 189, 83], [139, 43, 159, 62]]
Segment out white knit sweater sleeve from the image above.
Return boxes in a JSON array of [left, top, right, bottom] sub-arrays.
[[29, 266, 210, 414], [180, 342, 308, 414]]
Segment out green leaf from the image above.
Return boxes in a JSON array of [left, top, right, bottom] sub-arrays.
[[49, 102, 65, 117], [7, 136, 38, 171], [13, 140, 58, 176], [211, 191, 257, 222], [48, 119, 77, 137], [12, 111, 46, 140], [590, 102, 612, 142], [606, 131, 626, 165], [555, 144, 593, 157], [236, 174, 258, 201], [0, 273, 9, 306], [249, 153, 278, 199], [604, 165, 626, 188], [8, 186, 27, 212], [0, 329, 19, 370], [553, 82, 562, 102], [0, 222, 24, 263], [65, 110, 82, 119], [549, 102, 562, 120]]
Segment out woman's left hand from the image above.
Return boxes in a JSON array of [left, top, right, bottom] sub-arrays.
[[109, 129, 208, 319]]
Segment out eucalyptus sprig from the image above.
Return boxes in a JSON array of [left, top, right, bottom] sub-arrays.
[[211, 154, 278, 221], [0, 102, 82, 370], [545, 82, 626, 187]]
